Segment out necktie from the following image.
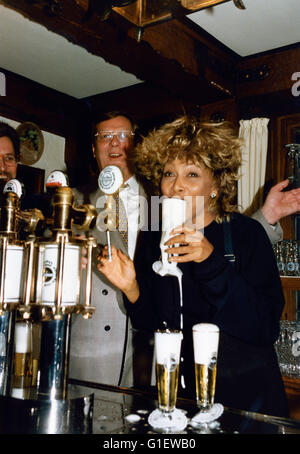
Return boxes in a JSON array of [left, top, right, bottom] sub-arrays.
[[113, 190, 128, 249]]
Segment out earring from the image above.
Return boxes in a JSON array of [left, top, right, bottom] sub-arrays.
[[210, 192, 216, 199]]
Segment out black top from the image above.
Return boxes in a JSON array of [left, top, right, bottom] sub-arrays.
[[125, 213, 289, 417]]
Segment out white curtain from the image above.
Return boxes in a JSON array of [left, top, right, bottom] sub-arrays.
[[237, 118, 269, 215]]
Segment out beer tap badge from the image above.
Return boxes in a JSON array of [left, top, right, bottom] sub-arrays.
[[46, 170, 69, 188], [98, 165, 123, 195], [3, 179, 23, 198]]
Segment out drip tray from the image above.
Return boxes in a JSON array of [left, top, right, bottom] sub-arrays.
[[0, 386, 94, 434]]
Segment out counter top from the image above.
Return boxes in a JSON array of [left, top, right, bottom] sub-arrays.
[[68, 379, 300, 435], [1, 379, 300, 436]]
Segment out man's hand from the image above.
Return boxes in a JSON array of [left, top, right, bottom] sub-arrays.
[[261, 179, 300, 225]]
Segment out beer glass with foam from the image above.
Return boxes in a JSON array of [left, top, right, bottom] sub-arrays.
[[160, 198, 186, 269], [155, 330, 183, 413], [193, 323, 219, 412]]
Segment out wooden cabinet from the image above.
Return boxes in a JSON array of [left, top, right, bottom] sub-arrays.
[[274, 114, 300, 418], [275, 113, 300, 241], [271, 113, 300, 321], [281, 277, 300, 321], [283, 376, 300, 420]]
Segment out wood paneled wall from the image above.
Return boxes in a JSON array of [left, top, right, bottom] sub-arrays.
[[0, 68, 90, 187]]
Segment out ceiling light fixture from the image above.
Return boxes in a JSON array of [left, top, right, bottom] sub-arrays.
[[113, 0, 245, 28]]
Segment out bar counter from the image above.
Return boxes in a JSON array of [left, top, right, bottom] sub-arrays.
[[70, 380, 300, 435], [0, 380, 300, 435], [1, 378, 300, 436]]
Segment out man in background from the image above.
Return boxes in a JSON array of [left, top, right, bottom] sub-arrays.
[[69, 111, 152, 388], [0, 121, 52, 218], [0, 121, 19, 184]]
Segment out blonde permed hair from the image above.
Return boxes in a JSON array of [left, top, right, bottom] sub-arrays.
[[132, 116, 242, 223]]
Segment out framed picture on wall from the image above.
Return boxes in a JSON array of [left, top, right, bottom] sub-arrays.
[[16, 122, 44, 166]]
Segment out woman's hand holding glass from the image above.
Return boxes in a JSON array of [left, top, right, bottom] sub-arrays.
[[97, 245, 140, 303], [164, 225, 214, 263]]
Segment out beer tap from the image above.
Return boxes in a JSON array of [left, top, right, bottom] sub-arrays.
[[35, 186, 97, 320], [0, 179, 44, 396], [98, 165, 124, 261], [30, 173, 98, 400], [0, 174, 97, 433]]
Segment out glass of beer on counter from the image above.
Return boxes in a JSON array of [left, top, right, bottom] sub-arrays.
[[193, 323, 219, 412], [155, 329, 182, 413], [148, 329, 188, 431]]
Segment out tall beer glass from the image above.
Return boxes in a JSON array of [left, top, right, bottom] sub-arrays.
[[193, 323, 219, 412], [155, 330, 182, 413], [148, 330, 188, 431]]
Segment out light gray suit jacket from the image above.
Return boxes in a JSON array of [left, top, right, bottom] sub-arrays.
[[69, 181, 151, 388], [251, 208, 283, 244]]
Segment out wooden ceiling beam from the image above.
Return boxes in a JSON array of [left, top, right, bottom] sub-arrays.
[[1, 0, 237, 104], [237, 45, 300, 98]]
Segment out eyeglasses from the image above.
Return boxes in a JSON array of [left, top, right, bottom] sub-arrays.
[[0, 154, 16, 165], [95, 131, 134, 143]]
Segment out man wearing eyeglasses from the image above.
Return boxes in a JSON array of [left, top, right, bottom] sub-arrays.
[[93, 117, 135, 182], [69, 111, 152, 389], [0, 122, 52, 219]]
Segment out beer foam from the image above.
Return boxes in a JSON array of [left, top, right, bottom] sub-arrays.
[[193, 323, 219, 365], [153, 198, 186, 330], [162, 198, 186, 233], [193, 323, 219, 333], [125, 414, 141, 423], [15, 323, 32, 353], [159, 198, 187, 272], [155, 331, 182, 365]]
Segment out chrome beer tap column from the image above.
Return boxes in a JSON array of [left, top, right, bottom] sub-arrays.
[[0, 191, 19, 396], [0, 175, 96, 434], [0, 180, 44, 396], [33, 186, 97, 400]]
